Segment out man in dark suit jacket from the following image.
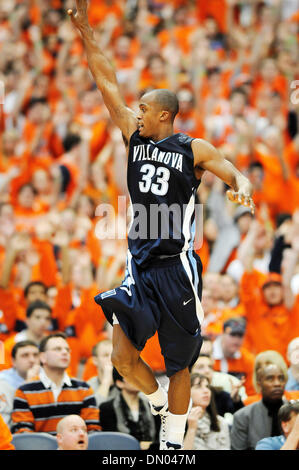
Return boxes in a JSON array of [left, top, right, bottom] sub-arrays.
[[230, 363, 288, 449]]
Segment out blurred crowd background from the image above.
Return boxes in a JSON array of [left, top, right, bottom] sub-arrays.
[[0, 0, 299, 446]]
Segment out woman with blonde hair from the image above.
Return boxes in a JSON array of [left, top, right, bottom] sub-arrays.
[[244, 350, 299, 405]]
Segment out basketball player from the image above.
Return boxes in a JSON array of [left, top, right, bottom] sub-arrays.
[[68, 0, 254, 450]]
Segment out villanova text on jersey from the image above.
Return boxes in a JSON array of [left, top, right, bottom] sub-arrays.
[[127, 130, 201, 267]]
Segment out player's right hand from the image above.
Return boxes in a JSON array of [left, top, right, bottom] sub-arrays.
[[227, 189, 255, 215], [67, 0, 89, 31]]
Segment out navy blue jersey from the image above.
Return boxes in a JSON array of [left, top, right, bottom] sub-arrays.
[[127, 130, 200, 267]]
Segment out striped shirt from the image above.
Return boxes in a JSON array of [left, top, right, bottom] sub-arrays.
[[11, 372, 100, 435]]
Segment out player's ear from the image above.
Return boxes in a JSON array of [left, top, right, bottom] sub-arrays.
[[160, 110, 170, 122]]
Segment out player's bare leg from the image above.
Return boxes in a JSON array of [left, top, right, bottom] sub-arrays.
[[163, 367, 192, 449], [168, 368, 191, 414], [111, 324, 160, 394], [111, 323, 169, 448]]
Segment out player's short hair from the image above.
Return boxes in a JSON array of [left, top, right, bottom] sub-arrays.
[[143, 89, 179, 121]]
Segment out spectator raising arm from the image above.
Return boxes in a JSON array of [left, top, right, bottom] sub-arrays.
[[0, 233, 31, 289]]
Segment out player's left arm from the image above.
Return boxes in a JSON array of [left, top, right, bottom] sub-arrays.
[[192, 138, 255, 213]]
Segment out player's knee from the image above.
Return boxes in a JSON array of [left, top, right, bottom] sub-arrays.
[[111, 352, 136, 378]]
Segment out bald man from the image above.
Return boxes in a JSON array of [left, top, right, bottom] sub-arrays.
[[68, 0, 254, 451], [56, 415, 88, 450]]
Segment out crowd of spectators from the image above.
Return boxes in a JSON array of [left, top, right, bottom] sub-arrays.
[[0, 0, 299, 451]]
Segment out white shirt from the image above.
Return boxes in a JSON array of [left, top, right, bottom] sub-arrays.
[[39, 368, 72, 402]]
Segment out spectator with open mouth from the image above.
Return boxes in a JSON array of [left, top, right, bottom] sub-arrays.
[[56, 414, 88, 450]]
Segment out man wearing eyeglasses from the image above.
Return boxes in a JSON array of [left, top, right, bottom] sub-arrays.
[[11, 332, 100, 435]]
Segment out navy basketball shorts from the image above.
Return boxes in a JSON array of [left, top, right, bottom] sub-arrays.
[[94, 250, 204, 377]]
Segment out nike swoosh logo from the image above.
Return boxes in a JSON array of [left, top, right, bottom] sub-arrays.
[[183, 298, 193, 306]]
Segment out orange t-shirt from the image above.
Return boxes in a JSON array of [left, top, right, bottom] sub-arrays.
[[196, 0, 228, 32], [240, 270, 298, 360], [213, 346, 256, 396], [203, 304, 246, 340], [140, 333, 166, 374], [53, 283, 107, 360], [0, 414, 14, 450], [0, 288, 19, 343], [158, 25, 197, 56], [254, 145, 290, 220], [174, 110, 205, 139], [22, 120, 63, 160], [196, 237, 210, 275], [24, 239, 58, 288], [88, 0, 123, 27]]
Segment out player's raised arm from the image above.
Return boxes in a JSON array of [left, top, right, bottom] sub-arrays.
[[192, 138, 255, 213], [67, 0, 137, 142]]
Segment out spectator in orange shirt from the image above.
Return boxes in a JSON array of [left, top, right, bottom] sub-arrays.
[[201, 287, 224, 340], [31, 168, 58, 210], [174, 88, 205, 139], [51, 235, 107, 374], [198, 67, 230, 119], [212, 318, 255, 396], [0, 130, 30, 202], [208, 204, 254, 274], [240, 227, 299, 358], [254, 125, 291, 221], [252, 58, 288, 109], [0, 225, 52, 336], [226, 219, 273, 283], [73, 90, 109, 161], [87, 0, 124, 28], [157, 4, 197, 57], [22, 97, 63, 163], [14, 183, 47, 233], [205, 87, 256, 148], [138, 53, 172, 92], [0, 413, 14, 450]]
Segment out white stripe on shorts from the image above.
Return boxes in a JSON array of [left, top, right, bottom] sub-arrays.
[[112, 313, 119, 325], [180, 251, 204, 324]]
